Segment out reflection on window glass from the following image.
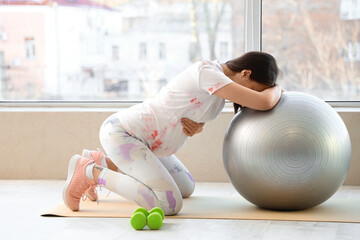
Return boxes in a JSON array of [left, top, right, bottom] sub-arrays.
[[0, 0, 244, 101], [263, 0, 360, 101]]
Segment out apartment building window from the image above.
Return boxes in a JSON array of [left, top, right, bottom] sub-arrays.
[[340, 0, 360, 20], [159, 43, 166, 60], [25, 37, 35, 60], [112, 46, 119, 61], [139, 42, 147, 60], [347, 41, 360, 61]]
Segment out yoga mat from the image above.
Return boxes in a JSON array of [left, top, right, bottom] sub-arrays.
[[42, 193, 360, 223]]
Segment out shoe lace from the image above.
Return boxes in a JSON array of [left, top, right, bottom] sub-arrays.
[[82, 185, 101, 205], [106, 189, 111, 198], [93, 186, 110, 204], [93, 186, 100, 205], [81, 192, 88, 202]]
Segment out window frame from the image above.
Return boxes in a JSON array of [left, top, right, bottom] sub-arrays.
[[0, 0, 359, 109]]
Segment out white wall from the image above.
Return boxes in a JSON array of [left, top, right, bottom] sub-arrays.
[[0, 109, 359, 185]]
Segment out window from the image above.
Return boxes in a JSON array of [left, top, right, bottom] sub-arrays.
[[139, 42, 147, 60], [112, 46, 119, 61], [25, 37, 35, 60], [159, 43, 166, 60], [346, 41, 360, 61], [3, 0, 359, 102], [262, 0, 360, 100], [0, 0, 241, 101], [340, 0, 360, 20]]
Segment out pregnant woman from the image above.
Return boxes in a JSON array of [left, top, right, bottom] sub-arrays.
[[63, 51, 282, 216]]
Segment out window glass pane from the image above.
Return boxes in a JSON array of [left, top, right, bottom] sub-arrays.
[[262, 0, 360, 101], [0, 0, 244, 101]]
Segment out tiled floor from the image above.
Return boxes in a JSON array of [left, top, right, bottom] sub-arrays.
[[1, 180, 360, 240]]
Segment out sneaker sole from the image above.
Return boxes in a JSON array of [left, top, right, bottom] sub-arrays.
[[62, 154, 82, 210]]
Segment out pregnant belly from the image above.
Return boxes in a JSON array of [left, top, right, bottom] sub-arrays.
[[145, 124, 188, 157]]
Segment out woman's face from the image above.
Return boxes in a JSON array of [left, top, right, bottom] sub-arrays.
[[236, 70, 271, 92]]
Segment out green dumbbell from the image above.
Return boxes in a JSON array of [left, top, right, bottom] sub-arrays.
[[134, 207, 149, 218], [130, 207, 148, 230], [147, 207, 165, 230]]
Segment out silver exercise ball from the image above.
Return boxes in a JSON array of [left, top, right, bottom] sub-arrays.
[[223, 92, 352, 210]]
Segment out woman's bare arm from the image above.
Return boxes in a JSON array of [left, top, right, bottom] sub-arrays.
[[213, 82, 282, 111]]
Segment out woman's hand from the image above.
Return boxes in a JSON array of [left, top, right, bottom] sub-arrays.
[[181, 118, 205, 137]]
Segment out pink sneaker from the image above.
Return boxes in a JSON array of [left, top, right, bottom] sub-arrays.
[[63, 154, 96, 211], [82, 149, 105, 201]]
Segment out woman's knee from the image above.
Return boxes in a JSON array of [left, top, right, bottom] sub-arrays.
[[180, 183, 195, 198], [157, 189, 183, 216], [158, 155, 195, 198], [172, 171, 195, 198]]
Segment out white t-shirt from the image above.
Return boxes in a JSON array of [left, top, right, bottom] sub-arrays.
[[119, 60, 233, 157]]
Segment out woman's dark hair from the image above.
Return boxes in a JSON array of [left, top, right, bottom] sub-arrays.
[[225, 51, 280, 114]]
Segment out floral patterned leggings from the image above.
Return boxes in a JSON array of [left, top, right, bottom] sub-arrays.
[[98, 113, 195, 215]]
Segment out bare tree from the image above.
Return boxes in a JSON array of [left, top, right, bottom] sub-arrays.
[[190, 0, 228, 60], [263, 0, 360, 100]]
